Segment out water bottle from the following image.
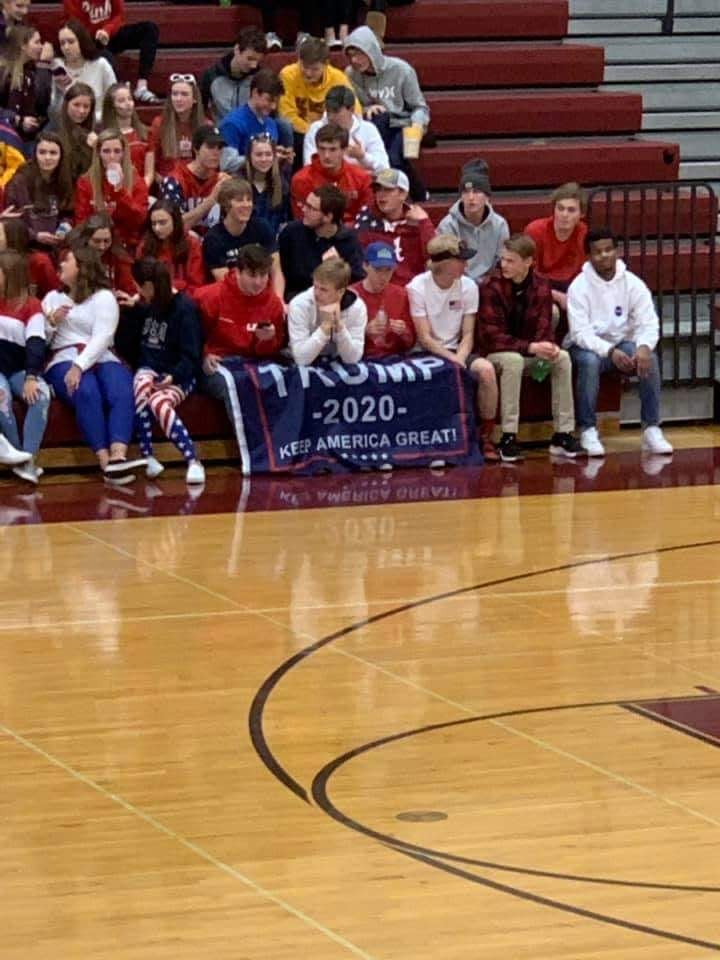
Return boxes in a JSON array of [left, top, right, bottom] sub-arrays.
[[530, 358, 551, 382]]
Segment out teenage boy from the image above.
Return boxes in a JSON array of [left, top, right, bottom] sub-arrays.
[[437, 159, 509, 285], [197, 244, 286, 455], [567, 229, 673, 457], [344, 25, 430, 200], [279, 184, 366, 301], [160, 126, 231, 232], [279, 36, 358, 158], [478, 234, 582, 462], [219, 68, 285, 172], [290, 121, 373, 224], [350, 241, 415, 358], [355, 167, 434, 286], [303, 84, 389, 175], [201, 27, 267, 122], [202, 178, 278, 293], [407, 234, 499, 461], [524, 182, 588, 313], [288, 258, 367, 366]]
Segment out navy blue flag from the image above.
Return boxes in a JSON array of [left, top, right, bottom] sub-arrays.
[[216, 354, 482, 475]]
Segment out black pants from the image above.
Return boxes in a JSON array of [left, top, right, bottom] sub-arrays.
[[316, 0, 353, 28], [106, 22, 160, 80], [246, 2, 314, 33]]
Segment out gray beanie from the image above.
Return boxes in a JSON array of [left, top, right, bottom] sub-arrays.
[[459, 159, 491, 195]]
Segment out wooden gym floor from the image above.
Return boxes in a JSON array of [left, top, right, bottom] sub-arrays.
[[2, 425, 720, 958]]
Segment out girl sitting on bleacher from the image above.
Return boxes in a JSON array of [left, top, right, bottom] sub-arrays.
[[50, 19, 116, 123], [147, 73, 206, 184], [74, 127, 149, 253], [50, 82, 97, 180], [0, 25, 51, 144], [128, 257, 205, 486], [68, 212, 135, 297], [4, 132, 74, 249], [0, 249, 50, 484], [42, 244, 145, 483], [101, 82, 151, 187], [243, 132, 290, 239], [137, 199, 206, 296]]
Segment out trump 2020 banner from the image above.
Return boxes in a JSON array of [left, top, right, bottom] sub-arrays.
[[216, 354, 482, 475]]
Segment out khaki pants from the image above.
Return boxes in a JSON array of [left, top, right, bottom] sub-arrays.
[[487, 350, 575, 435]]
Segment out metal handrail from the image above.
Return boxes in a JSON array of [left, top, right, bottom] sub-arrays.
[[587, 181, 717, 388], [661, 0, 676, 35]]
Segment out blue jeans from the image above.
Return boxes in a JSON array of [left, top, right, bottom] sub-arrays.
[[0, 370, 51, 454], [570, 340, 661, 429], [46, 361, 135, 452]]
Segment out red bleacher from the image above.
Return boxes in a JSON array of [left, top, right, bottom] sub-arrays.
[[27, 0, 697, 458]]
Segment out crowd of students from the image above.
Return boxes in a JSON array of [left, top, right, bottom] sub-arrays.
[[0, 2, 673, 487]]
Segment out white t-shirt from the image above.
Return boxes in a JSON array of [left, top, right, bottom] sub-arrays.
[[42, 289, 120, 371], [406, 271, 478, 349]]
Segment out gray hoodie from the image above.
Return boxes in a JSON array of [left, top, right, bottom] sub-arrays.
[[344, 26, 430, 129], [437, 200, 509, 283]]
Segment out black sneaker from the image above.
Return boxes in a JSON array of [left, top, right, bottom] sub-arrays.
[[498, 433, 524, 462], [549, 432, 585, 458]]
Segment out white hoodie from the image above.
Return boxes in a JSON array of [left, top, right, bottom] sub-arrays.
[[288, 288, 367, 366], [566, 259, 659, 356]]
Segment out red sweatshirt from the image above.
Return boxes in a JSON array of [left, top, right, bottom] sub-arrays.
[[148, 115, 196, 179], [137, 234, 207, 295], [524, 216, 588, 287], [290, 155, 373, 224], [75, 174, 149, 253], [195, 271, 286, 359], [350, 281, 415, 358], [355, 202, 435, 287], [29, 251, 58, 298], [102, 250, 135, 295], [63, 0, 125, 38]]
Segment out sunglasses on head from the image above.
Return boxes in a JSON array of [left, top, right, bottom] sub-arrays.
[[249, 132, 276, 145], [170, 73, 196, 85]]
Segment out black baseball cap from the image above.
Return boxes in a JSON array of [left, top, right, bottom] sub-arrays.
[[192, 126, 225, 150]]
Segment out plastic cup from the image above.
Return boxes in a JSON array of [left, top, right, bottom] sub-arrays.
[[402, 124, 422, 159]]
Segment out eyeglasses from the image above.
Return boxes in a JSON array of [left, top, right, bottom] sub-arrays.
[[170, 73, 197, 85]]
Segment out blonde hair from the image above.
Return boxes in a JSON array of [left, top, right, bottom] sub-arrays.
[[87, 128, 135, 213], [160, 77, 204, 159], [0, 25, 37, 92], [313, 258, 350, 290], [101, 82, 147, 139]]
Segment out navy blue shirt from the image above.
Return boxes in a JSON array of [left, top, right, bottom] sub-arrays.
[[202, 215, 276, 272]]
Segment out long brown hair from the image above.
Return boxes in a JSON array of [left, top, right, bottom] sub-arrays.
[[131, 257, 174, 314], [0, 25, 37, 92], [244, 134, 282, 210], [15, 133, 74, 211], [141, 199, 189, 264], [159, 76, 204, 159], [56, 81, 96, 177], [87, 128, 135, 212], [64, 244, 111, 302], [0, 249, 30, 305], [59, 19, 99, 63], [101, 82, 147, 139], [64, 211, 132, 266], [0, 217, 31, 254]]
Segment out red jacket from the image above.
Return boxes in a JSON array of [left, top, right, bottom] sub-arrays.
[[29, 251, 58, 298], [355, 202, 435, 286], [75, 174, 149, 253], [63, 0, 125, 38], [195, 271, 286, 359], [290, 155, 373, 224], [477, 269, 554, 356], [102, 250, 135, 295], [351, 281, 415, 358], [138, 234, 207, 295]]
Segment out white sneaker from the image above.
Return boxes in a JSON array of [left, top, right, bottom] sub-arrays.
[[266, 30, 282, 49], [0, 434, 31, 466], [12, 456, 42, 484], [642, 425, 673, 455], [580, 427, 605, 457], [186, 460, 205, 485], [145, 455, 165, 479], [295, 31, 311, 51]]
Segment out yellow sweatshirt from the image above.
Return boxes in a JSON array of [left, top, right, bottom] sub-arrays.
[[278, 63, 360, 134]]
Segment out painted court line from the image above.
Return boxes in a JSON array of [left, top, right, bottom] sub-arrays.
[[59, 523, 720, 838], [0, 721, 378, 960]]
